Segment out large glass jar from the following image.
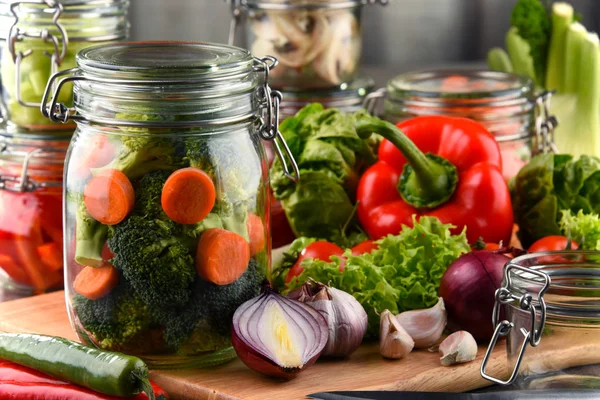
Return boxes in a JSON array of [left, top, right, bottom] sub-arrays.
[[41, 42, 298, 368], [0, 131, 69, 296], [481, 251, 600, 389], [364, 70, 556, 182], [0, 0, 129, 132], [227, 0, 386, 89]]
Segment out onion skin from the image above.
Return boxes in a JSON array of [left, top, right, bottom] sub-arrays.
[[439, 251, 510, 342]]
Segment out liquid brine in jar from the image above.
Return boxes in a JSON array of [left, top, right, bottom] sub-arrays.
[[0, 132, 69, 296], [40, 42, 299, 368], [0, 0, 129, 132]]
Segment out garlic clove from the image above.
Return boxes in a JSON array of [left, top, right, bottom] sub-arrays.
[[380, 310, 414, 359], [439, 331, 478, 366], [396, 297, 447, 349]]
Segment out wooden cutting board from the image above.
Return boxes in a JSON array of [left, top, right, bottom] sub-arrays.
[[0, 291, 511, 399]]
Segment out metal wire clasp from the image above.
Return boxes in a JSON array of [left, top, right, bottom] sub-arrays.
[[534, 91, 559, 154], [0, 142, 62, 193], [254, 57, 300, 183], [40, 67, 85, 122], [8, 0, 69, 109], [363, 88, 387, 116], [480, 263, 550, 386]]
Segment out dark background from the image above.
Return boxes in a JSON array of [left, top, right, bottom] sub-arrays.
[[129, 0, 600, 72]]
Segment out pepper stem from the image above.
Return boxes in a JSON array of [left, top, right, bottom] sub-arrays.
[[355, 117, 458, 209]]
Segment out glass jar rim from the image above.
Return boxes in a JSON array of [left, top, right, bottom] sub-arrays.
[[0, 0, 129, 41], [280, 75, 374, 107], [76, 41, 255, 81], [387, 69, 534, 104], [236, 0, 371, 10], [508, 251, 600, 322]]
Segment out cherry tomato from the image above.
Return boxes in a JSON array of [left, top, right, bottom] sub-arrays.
[[529, 236, 579, 264], [529, 236, 579, 252], [285, 241, 345, 283], [351, 240, 379, 255], [484, 242, 500, 251]]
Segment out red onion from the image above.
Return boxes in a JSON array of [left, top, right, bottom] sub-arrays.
[[231, 286, 328, 380], [438, 251, 510, 342]]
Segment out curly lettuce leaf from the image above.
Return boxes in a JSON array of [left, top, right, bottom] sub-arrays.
[[560, 210, 600, 250], [281, 216, 470, 337]]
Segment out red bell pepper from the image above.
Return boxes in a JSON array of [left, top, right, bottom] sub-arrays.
[[356, 115, 513, 244]]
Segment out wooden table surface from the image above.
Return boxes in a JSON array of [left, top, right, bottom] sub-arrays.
[[0, 291, 511, 400]]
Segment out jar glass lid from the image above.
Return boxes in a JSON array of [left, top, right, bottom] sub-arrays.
[[280, 75, 374, 106], [77, 41, 255, 80], [387, 70, 533, 102]]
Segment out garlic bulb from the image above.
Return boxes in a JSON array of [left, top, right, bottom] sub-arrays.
[[396, 297, 447, 348], [379, 310, 414, 359], [288, 281, 367, 358], [439, 331, 478, 366]]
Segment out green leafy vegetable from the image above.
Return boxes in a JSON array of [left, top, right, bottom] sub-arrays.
[[560, 210, 600, 250], [279, 216, 470, 337], [512, 153, 600, 247], [270, 103, 377, 246]]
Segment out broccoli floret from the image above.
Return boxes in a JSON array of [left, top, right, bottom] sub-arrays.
[[151, 258, 264, 352], [74, 199, 108, 268], [510, 0, 551, 86], [108, 216, 196, 309], [132, 170, 171, 219], [72, 279, 152, 350], [93, 136, 183, 180]]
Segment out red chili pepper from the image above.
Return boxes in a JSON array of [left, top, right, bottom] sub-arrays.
[[0, 361, 168, 400], [356, 116, 513, 244]]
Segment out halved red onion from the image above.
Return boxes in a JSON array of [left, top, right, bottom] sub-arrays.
[[231, 286, 328, 380]]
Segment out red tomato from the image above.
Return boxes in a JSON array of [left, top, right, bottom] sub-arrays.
[[285, 241, 345, 283], [484, 243, 501, 251], [351, 240, 379, 255], [529, 236, 579, 264], [529, 236, 579, 252]]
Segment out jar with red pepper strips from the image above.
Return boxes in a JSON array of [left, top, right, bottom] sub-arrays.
[[0, 131, 70, 296], [364, 69, 556, 181]]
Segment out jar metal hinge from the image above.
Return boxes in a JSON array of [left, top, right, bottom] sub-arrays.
[[0, 143, 62, 193], [534, 91, 559, 154], [8, 0, 68, 109], [480, 263, 551, 386], [363, 87, 387, 117], [254, 56, 300, 183]]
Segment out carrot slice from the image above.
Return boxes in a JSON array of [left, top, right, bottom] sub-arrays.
[[0, 254, 32, 286], [84, 169, 135, 225], [72, 135, 116, 179], [37, 242, 63, 272], [73, 265, 119, 300], [15, 235, 50, 291], [246, 213, 266, 256], [196, 228, 250, 285], [161, 168, 216, 224]]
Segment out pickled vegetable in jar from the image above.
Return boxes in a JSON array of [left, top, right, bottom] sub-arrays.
[[42, 42, 298, 368], [365, 70, 556, 182], [0, 0, 129, 132], [481, 251, 600, 390], [227, 0, 386, 89], [0, 131, 70, 295]]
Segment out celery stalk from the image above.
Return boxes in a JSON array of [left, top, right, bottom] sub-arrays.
[[487, 47, 514, 73], [554, 30, 600, 157], [563, 23, 587, 94], [545, 2, 574, 91], [506, 27, 536, 83]]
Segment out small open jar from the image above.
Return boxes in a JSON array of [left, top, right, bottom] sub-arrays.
[[481, 251, 600, 389], [0, 130, 70, 296], [0, 0, 129, 132], [226, 0, 386, 89], [364, 70, 557, 181], [41, 41, 298, 368]]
